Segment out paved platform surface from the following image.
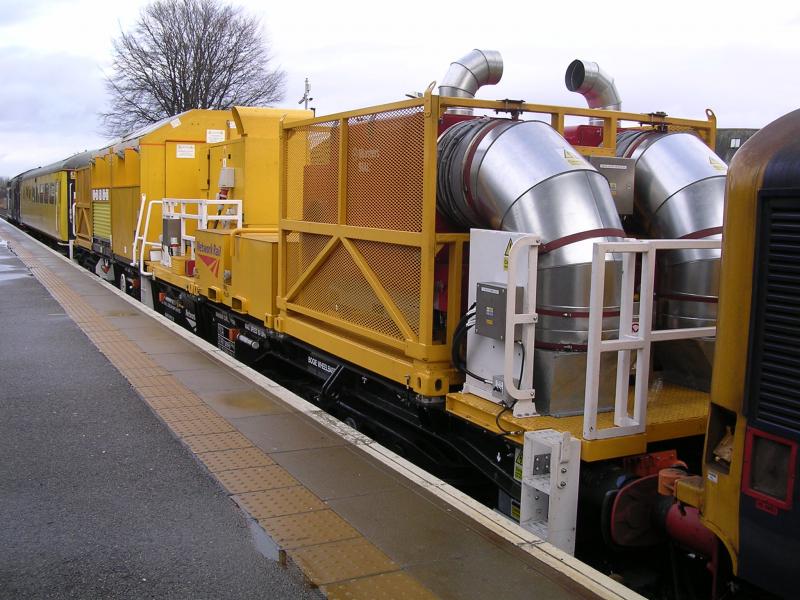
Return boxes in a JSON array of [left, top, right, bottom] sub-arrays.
[[0, 242, 320, 599], [0, 221, 638, 600]]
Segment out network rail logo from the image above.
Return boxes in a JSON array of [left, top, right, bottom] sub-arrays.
[[197, 242, 222, 277]]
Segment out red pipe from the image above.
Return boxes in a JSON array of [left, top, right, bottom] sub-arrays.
[[664, 503, 717, 557]]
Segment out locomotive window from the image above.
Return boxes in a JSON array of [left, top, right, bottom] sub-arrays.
[[751, 435, 791, 500], [743, 427, 797, 510]]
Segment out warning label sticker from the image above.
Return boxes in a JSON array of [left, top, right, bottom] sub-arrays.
[[503, 238, 512, 271], [709, 155, 727, 172], [176, 144, 195, 159], [206, 129, 225, 143], [561, 148, 584, 167]]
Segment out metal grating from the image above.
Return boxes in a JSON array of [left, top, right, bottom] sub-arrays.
[[750, 198, 800, 434], [285, 232, 333, 293], [346, 108, 425, 232], [295, 243, 404, 340], [352, 239, 421, 337], [285, 121, 339, 224]]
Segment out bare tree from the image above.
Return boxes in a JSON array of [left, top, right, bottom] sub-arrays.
[[102, 0, 286, 136]]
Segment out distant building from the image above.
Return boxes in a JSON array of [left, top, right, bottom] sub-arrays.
[[716, 128, 759, 164]]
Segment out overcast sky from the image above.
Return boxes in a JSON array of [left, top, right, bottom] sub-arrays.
[[1, 0, 797, 176]]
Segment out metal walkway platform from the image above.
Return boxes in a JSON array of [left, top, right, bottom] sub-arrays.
[[0, 220, 639, 600]]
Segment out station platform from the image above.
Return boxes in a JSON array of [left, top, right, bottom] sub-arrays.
[[0, 220, 640, 600]]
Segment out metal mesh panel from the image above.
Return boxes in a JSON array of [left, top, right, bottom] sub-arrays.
[[346, 108, 425, 232], [295, 243, 404, 340], [285, 232, 332, 293], [352, 240, 421, 337], [285, 121, 339, 224]]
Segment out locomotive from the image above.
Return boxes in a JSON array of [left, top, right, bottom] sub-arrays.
[[4, 51, 797, 598]]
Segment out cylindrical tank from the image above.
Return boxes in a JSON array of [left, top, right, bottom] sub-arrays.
[[617, 130, 727, 389], [438, 118, 624, 413]]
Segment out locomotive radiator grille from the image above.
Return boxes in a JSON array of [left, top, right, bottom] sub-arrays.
[[748, 197, 800, 435]]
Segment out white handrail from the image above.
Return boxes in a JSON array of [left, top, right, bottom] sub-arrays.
[[583, 238, 721, 440], [131, 193, 147, 266], [504, 235, 541, 403], [161, 198, 242, 260], [138, 200, 163, 277]]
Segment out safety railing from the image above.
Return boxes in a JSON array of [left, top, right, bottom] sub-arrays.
[[504, 235, 541, 416], [582, 238, 722, 440], [161, 198, 243, 260], [133, 197, 242, 277]]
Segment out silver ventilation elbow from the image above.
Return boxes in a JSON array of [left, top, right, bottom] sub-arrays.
[[439, 49, 503, 114], [565, 59, 621, 113]]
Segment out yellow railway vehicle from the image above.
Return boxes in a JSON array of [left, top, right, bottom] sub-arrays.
[[72, 109, 240, 290], [9, 51, 798, 598], [16, 152, 93, 245]]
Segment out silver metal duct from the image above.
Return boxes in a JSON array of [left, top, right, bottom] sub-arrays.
[[617, 130, 727, 389], [439, 118, 624, 414], [438, 50, 503, 114], [565, 59, 621, 111]]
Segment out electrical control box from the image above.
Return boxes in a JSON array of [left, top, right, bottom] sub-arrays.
[[589, 156, 634, 215], [464, 229, 531, 405], [475, 282, 524, 341]]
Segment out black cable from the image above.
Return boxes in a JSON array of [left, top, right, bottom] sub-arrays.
[[514, 340, 525, 389], [453, 322, 491, 384], [495, 402, 523, 436], [450, 303, 491, 384]]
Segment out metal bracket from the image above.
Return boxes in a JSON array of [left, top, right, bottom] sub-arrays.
[[513, 398, 537, 418]]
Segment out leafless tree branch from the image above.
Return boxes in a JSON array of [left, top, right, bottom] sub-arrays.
[[101, 0, 286, 137]]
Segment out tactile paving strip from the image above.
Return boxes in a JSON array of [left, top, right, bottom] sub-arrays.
[[198, 447, 274, 472], [184, 432, 253, 453], [235, 487, 325, 519], [215, 465, 299, 494], [156, 406, 220, 423], [324, 571, 440, 600], [260, 509, 361, 549], [290, 537, 399, 586], [169, 416, 234, 437]]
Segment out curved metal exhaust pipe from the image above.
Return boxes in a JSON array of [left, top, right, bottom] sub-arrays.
[[565, 59, 621, 112], [439, 49, 503, 114]]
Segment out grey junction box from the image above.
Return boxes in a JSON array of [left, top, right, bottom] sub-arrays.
[[475, 282, 524, 341]]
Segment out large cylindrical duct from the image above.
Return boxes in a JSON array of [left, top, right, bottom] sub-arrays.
[[565, 59, 621, 125], [438, 50, 503, 115], [438, 118, 624, 414], [617, 130, 727, 389]]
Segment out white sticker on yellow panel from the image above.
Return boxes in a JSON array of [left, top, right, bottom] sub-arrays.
[[206, 129, 225, 143], [176, 144, 195, 159]]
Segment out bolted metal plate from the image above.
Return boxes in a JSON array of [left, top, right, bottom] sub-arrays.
[[533, 453, 551, 475], [215, 465, 298, 494], [290, 537, 398, 586], [260, 509, 360, 549], [235, 486, 324, 519], [170, 416, 234, 437], [198, 447, 274, 472], [156, 405, 219, 423], [184, 431, 252, 453], [323, 571, 440, 600]]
